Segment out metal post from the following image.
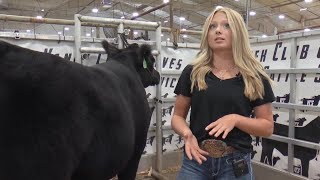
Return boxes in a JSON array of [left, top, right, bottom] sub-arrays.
[[288, 37, 297, 174], [245, 0, 249, 27], [130, 3, 169, 20], [117, 23, 124, 49], [155, 22, 163, 172], [74, 14, 82, 64], [96, 26, 100, 38], [79, 15, 158, 28]]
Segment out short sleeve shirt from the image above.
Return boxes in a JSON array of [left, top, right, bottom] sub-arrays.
[[174, 65, 275, 153]]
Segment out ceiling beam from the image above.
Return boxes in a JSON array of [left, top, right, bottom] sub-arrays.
[[271, 0, 304, 9]]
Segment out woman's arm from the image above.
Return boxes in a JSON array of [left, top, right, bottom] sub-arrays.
[[235, 103, 274, 137], [171, 95, 209, 164], [171, 95, 192, 138], [205, 103, 274, 138]]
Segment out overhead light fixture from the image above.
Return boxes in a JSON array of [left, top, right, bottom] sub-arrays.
[[300, 8, 308, 11], [58, 32, 62, 35], [92, 8, 98, 13], [262, 34, 267, 38], [86, 33, 91, 37], [133, 31, 138, 35], [179, 17, 185, 21], [132, 12, 139, 17], [249, 11, 256, 16], [181, 28, 186, 31], [164, 20, 168, 23], [163, 0, 170, 3], [64, 27, 69, 31], [215, 6, 223, 10], [26, 29, 31, 33], [161, 34, 164, 37], [304, 0, 312, 3], [278, 14, 285, 19], [234, 0, 239, 2], [183, 34, 187, 38], [41, 9, 44, 12], [304, 28, 311, 32], [120, 16, 125, 19], [36, 15, 43, 19], [167, 38, 170, 41]]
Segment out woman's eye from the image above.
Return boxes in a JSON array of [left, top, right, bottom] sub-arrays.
[[224, 23, 230, 29], [209, 24, 217, 30]]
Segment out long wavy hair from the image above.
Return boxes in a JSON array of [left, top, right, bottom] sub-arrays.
[[190, 7, 272, 101]]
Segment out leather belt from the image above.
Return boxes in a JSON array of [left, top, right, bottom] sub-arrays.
[[200, 139, 236, 158]]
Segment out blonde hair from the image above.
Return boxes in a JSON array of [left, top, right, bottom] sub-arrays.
[[190, 7, 272, 101]]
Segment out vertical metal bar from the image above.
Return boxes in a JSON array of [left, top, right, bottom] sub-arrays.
[[169, 2, 174, 42], [96, 26, 100, 38], [117, 23, 124, 49], [155, 22, 163, 172], [245, 0, 249, 27], [288, 37, 297, 174], [74, 14, 82, 64]]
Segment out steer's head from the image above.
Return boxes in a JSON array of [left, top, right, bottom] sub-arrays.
[[102, 40, 160, 88]]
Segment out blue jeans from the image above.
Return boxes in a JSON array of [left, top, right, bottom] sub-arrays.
[[177, 151, 254, 180]]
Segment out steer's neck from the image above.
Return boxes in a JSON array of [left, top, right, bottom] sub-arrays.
[[111, 54, 137, 72]]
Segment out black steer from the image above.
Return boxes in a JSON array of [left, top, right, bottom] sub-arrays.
[[0, 40, 160, 180]]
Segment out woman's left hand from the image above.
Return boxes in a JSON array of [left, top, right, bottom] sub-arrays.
[[205, 114, 239, 139]]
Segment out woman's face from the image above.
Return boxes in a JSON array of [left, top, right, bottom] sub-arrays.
[[207, 11, 232, 52]]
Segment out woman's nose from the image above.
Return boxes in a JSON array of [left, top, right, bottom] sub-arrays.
[[215, 26, 222, 34]]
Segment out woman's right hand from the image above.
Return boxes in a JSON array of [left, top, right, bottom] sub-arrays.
[[184, 131, 209, 165]]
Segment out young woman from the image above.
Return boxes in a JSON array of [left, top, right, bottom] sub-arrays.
[[171, 7, 275, 180]]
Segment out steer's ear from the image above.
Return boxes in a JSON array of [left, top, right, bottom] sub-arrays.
[[101, 40, 120, 58], [139, 44, 152, 57]]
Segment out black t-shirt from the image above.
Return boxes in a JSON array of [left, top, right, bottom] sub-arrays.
[[174, 65, 275, 153]]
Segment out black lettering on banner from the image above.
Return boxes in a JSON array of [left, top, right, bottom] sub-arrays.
[[82, 53, 90, 60], [169, 58, 176, 69], [170, 78, 177, 88], [162, 57, 169, 68], [285, 73, 289, 82], [300, 73, 306, 82], [281, 47, 287, 60], [315, 64, 320, 83], [273, 42, 282, 61], [161, 77, 177, 88], [64, 53, 72, 60], [317, 47, 320, 58], [44, 48, 53, 54], [315, 75, 320, 83], [176, 59, 182, 70], [300, 45, 309, 59], [162, 57, 183, 70], [264, 66, 270, 69], [261, 49, 267, 62], [277, 74, 281, 82], [270, 73, 290, 82], [255, 50, 259, 58], [270, 74, 275, 80], [95, 54, 102, 64]]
